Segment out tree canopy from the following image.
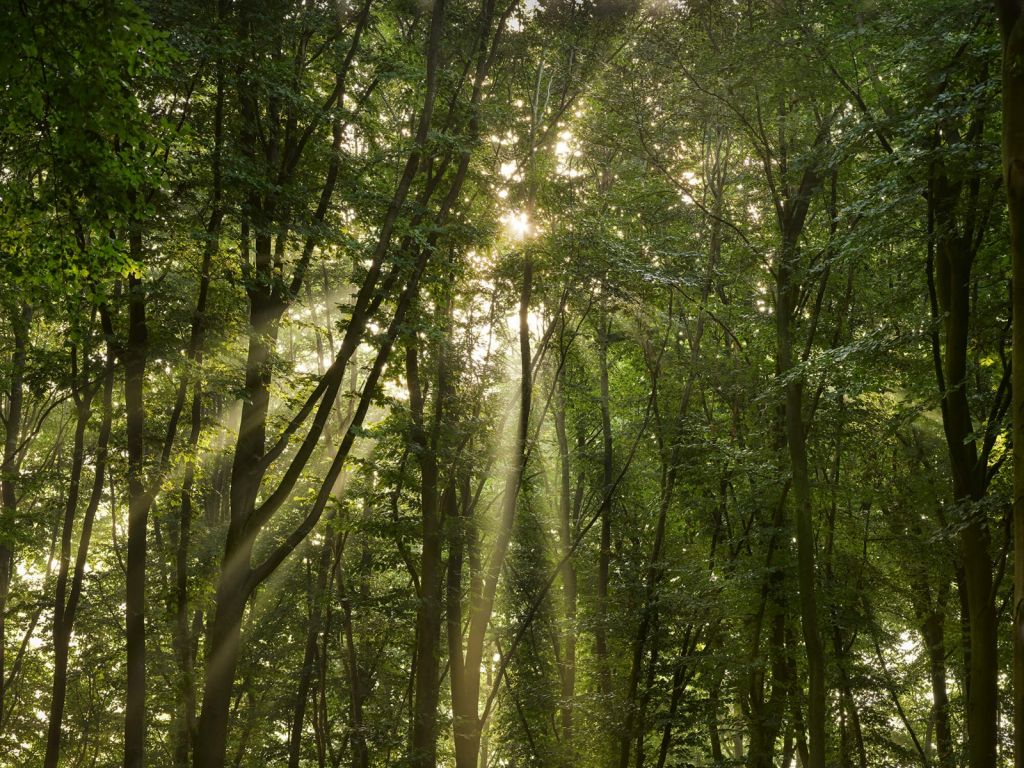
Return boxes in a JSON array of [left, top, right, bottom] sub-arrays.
[[2, 0, 1024, 767]]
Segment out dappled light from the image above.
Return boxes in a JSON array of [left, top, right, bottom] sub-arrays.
[[1, 1, 1024, 768]]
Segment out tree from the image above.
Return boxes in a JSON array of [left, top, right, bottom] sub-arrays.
[[999, 2, 1024, 767], [2, 1, 1021, 766]]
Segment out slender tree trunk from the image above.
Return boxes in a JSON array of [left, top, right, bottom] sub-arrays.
[[44, 348, 114, 768], [930, 215, 997, 768], [822, 411, 867, 768], [745, 498, 788, 768], [619, 432, 674, 768], [777, 230, 827, 768], [920, 586, 954, 768], [633, 628, 660, 768], [195, 532, 253, 768], [959, 466, 997, 768], [45, 408, 90, 768], [0, 302, 29, 718], [172, 35, 225, 765], [706, 673, 725, 768], [595, 311, 614, 699], [171, 377, 204, 768], [999, 4, 1024, 767], [835, 656, 866, 768], [554, 371, 577, 762], [338, 538, 369, 768], [407, 340, 444, 768], [124, 253, 151, 768], [447, 477, 468, 766], [314, 559, 337, 768], [288, 537, 333, 768]]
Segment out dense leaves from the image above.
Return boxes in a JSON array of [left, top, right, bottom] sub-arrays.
[[0, 1, 1021, 767]]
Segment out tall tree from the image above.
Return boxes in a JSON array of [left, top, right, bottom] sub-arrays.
[[1000, 3, 1024, 767]]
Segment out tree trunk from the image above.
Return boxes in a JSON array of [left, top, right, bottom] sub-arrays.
[[745, 498, 788, 768], [999, 4, 1024, 768], [776, 248, 827, 768], [447, 476, 469, 768], [595, 310, 614, 699], [194, 538, 253, 768], [124, 257, 151, 768], [706, 673, 725, 768], [619, 420, 673, 768], [171, 377, 204, 768], [338, 537, 369, 768], [554, 371, 577, 762], [0, 302, 29, 719], [407, 340, 444, 768], [930, 208, 997, 768], [44, 346, 113, 768], [172, 38, 224, 765], [920, 587, 954, 768], [287, 537, 333, 768]]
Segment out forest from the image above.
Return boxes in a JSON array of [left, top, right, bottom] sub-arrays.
[[1, 0, 1024, 766]]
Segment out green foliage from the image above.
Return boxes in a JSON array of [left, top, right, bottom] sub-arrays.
[[0, 0, 172, 294], [0, 0, 1015, 766]]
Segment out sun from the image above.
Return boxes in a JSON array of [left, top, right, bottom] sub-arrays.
[[500, 210, 531, 240]]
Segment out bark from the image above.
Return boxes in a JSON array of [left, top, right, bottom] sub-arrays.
[[919, 584, 954, 768], [171, 18, 225, 762], [999, 4, 1024, 767], [194, 528, 253, 768], [338, 537, 369, 768], [777, 233, 827, 768], [744, 497, 788, 768], [407, 340, 444, 768], [929, 192, 997, 768], [706, 674, 725, 768], [554, 370, 577, 762], [124, 253, 150, 768], [287, 537, 333, 768], [43, 344, 114, 768], [447, 477, 468, 767], [595, 311, 614, 699], [0, 302, 29, 718], [171, 383, 203, 767]]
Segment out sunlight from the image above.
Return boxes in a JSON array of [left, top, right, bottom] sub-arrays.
[[500, 210, 531, 240], [9, 2, 1010, 764], [499, 161, 518, 180], [554, 129, 586, 178], [504, 307, 545, 338]]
